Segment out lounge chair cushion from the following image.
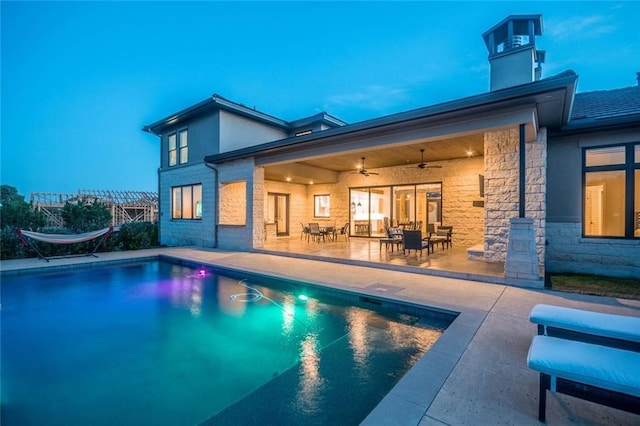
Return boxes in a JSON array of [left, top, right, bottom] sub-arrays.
[[530, 304, 640, 343], [527, 335, 640, 397]]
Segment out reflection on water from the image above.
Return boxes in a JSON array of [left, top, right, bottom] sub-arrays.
[[169, 277, 203, 316], [296, 334, 324, 414]]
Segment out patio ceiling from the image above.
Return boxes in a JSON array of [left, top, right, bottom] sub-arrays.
[[263, 132, 485, 184]]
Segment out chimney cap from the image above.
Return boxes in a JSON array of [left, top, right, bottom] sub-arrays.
[[482, 14, 543, 53]]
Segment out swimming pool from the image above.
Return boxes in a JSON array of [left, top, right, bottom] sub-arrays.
[[1, 260, 451, 425]]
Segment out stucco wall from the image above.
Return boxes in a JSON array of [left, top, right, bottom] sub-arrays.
[[484, 128, 546, 264], [219, 110, 287, 153]]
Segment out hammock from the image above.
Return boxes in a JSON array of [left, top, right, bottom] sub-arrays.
[[16, 227, 113, 262]]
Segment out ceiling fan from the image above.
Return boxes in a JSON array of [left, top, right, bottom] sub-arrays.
[[352, 157, 379, 176], [411, 149, 442, 169]]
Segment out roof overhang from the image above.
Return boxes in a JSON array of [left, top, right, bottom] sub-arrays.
[[142, 94, 289, 135], [205, 71, 577, 169]]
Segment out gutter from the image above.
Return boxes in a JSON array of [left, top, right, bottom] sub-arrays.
[[204, 162, 219, 248]]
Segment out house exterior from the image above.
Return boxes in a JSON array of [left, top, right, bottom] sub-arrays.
[[143, 15, 640, 283]]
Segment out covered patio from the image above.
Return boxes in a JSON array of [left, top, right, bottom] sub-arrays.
[[259, 235, 507, 284]]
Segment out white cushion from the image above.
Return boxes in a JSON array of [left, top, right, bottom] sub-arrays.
[[527, 335, 640, 397], [530, 304, 640, 343]]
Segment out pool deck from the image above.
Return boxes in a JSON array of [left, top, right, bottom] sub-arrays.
[[2, 247, 639, 425]]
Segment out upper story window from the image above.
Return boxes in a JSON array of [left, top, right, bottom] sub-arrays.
[[583, 143, 639, 238], [168, 129, 188, 166]]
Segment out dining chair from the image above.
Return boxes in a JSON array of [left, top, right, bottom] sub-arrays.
[[308, 223, 324, 242]]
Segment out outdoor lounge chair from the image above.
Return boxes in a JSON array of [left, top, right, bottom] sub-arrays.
[[402, 230, 430, 255], [527, 335, 640, 422], [530, 304, 640, 351]]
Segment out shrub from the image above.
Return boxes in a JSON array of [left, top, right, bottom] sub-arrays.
[[114, 222, 159, 251]]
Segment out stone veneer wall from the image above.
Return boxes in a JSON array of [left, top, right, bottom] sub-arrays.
[[216, 158, 261, 250], [306, 156, 485, 248], [545, 222, 640, 279], [484, 128, 546, 265], [158, 163, 216, 247]]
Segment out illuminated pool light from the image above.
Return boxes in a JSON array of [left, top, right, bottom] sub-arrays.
[[298, 294, 309, 301]]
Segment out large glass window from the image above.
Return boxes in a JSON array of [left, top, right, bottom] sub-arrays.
[[584, 143, 639, 238], [349, 183, 441, 238], [172, 184, 202, 220]]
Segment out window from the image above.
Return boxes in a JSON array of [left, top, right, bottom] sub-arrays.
[[168, 129, 188, 166], [314, 194, 330, 218], [168, 134, 177, 166], [179, 129, 188, 164], [583, 143, 639, 238], [172, 184, 202, 219]]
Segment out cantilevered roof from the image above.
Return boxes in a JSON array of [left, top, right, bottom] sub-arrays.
[[205, 70, 578, 166]]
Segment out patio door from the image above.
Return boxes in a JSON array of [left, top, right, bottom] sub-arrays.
[[267, 193, 289, 236]]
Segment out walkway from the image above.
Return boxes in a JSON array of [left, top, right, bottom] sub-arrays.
[[2, 248, 638, 425]]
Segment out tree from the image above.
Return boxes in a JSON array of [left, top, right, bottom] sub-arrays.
[[61, 200, 112, 233], [0, 185, 45, 230]]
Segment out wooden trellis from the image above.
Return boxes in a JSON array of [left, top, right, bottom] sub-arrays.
[[31, 189, 158, 228]]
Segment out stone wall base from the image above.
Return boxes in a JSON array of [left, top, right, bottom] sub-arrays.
[[505, 217, 543, 288]]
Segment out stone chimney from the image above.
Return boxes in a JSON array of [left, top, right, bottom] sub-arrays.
[[482, 15, 546, 91]]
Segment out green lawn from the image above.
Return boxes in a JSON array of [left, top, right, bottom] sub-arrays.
[[548, 274, 640, 300]]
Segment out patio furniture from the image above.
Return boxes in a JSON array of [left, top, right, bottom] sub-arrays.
[[438, 225, 453, 246], [16, 227, 114, 262], [379, 227, 403, 251], [335, 223, 350, 241], [530, 304, 640, 351], [308, 223, 325, 242], [527, 335, 640, 422], [324, 225, 336, 241], [402, 230, 430, 255], [300, 222, 310, 241]]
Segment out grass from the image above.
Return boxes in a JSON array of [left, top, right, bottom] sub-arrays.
[[548, 274, 640, 300]]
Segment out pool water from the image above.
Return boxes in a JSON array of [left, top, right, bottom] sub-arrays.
[[1, 261, 449, 425]]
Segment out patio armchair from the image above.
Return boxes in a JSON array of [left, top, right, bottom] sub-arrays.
[[300, 222, 310, 241], [402, 230, 430, 256], [438, 225, 453, 246], [335, 222, 350, 241], [308, 223, 325, 242], [379, 227, 403, 251]]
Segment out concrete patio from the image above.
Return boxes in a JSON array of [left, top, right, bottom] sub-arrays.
[[2, 247, 638, 425]]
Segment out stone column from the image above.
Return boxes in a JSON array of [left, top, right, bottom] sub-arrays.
[[504, 217, 542, 288]]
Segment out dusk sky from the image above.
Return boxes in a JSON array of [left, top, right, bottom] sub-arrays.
[[2, 1, 639, 198]]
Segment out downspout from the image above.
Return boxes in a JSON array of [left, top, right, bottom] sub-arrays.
[[519, 123, 526, 218], [205, 162, 219, 248]]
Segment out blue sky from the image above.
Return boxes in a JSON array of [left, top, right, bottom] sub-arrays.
[[2, 1, 639, 197]]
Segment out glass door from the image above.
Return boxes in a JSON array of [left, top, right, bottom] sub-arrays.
[[267, 193, 289, 237]]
